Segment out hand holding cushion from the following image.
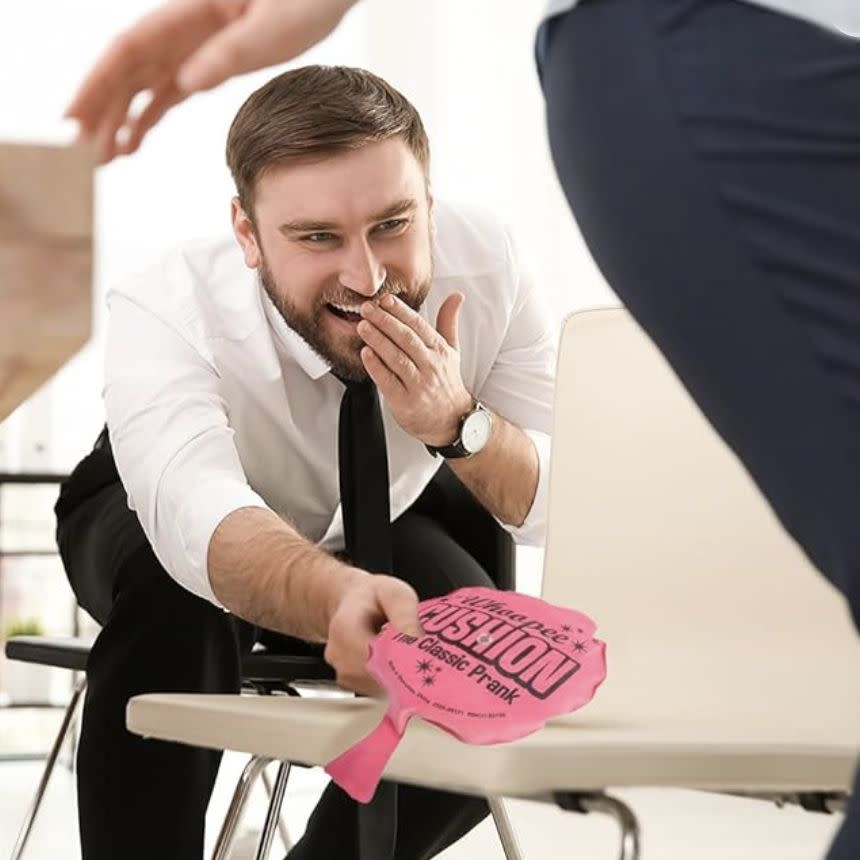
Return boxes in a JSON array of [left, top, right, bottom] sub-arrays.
[[326, 586, 607, 802]]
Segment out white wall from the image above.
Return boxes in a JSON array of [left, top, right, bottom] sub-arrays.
[[0, 0, 614, 472]]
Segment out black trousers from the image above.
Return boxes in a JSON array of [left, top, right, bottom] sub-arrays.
[[539, 1, 860, 856], [57, 451, 491, 860]]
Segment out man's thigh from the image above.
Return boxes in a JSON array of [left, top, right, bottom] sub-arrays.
[[57, 480, 150, 626], [391, 510, 495, 601]]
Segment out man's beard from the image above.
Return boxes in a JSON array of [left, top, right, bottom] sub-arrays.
[[258, 255, 432, 383]]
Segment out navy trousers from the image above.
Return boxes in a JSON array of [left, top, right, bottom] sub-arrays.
[[538, 0, 860, 855]]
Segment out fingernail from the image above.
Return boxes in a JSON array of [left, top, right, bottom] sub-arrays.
[[381, 294, 393, 308]]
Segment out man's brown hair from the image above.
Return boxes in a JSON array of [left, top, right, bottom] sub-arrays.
[[226, 65, 430, 215]]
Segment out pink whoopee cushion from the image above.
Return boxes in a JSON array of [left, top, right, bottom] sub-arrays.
[[325, 586, 607, 803]]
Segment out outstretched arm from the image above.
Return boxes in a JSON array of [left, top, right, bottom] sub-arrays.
[[66, 0, 359, 163]]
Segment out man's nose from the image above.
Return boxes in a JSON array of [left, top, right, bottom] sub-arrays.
[[338, 238, 386, 297]]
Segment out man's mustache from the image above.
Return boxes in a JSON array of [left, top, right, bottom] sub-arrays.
[[323, 275, 412, 309]]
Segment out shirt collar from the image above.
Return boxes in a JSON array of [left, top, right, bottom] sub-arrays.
[[260, 285, 332, 381]]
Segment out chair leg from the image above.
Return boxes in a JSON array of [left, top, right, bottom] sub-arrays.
[[254, 762, 292, 860], [488, 797, 524, 860], [261, 765, 293, 854], [9, 677, 86, 860], [211, 756, 271, 860], [578, 794, 641, 860], [64, 672, 83, 774]]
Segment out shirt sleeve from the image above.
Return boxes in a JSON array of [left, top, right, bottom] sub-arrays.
[[477, 226, 558, 546], [103, 292, 270, 606]]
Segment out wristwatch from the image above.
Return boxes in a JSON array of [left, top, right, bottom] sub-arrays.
[[425, 401, 494, 459]]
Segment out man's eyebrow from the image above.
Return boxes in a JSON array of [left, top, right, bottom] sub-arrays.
[[279, 217, 337, 235], [278, 198, 418, 236], [371, 197, 418, 221]]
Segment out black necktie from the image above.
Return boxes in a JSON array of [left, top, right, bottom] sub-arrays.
[[338, 379, 392, 574], [337, 378, 398, 858]]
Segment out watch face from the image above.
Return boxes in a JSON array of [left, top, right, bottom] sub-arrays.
[[461, 409, 493, 454]]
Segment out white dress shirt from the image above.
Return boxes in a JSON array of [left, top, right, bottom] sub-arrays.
[[103, 200, 557, 607], [544, 0, 856, 37]]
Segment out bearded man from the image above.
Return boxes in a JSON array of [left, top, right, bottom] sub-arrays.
[[55, 64, 556, 860]]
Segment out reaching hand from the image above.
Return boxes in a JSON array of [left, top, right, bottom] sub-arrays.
[[65, 0, 358, 164], [324, 571, 423, 695]]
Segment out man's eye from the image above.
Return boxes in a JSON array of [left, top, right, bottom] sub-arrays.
[[302, 232, 335, 243], [376, 219, 408, 233]]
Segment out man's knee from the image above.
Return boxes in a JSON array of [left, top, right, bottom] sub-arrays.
[[391, 512, 496, 601]]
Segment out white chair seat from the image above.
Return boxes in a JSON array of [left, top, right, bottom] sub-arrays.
[[127, 690, 858, 799]]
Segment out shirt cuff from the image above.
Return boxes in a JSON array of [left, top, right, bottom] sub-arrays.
[[173, 479, 271, 607], [504, 429, 551, 546]]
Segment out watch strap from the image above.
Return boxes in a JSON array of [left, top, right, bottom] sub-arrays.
[[425, 400, 486, 460], [425, 439, 471, 459]]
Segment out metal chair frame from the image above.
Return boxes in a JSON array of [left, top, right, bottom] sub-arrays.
[[2, 640, 325, 860]]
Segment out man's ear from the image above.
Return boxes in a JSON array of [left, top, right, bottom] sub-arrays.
[[231, 197, 261, 268]]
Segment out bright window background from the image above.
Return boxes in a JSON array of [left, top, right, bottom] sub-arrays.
[[0, 0, 616, 473]]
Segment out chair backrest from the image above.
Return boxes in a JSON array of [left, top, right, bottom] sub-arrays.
[[543, 308, 860, 730]]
